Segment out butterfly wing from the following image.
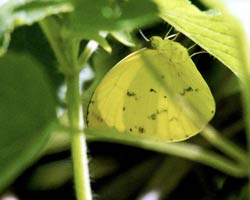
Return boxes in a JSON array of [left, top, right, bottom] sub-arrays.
[[87, 42, 215, 142]]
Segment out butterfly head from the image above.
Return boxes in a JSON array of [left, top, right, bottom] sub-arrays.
[[150, 36, 164, 49]]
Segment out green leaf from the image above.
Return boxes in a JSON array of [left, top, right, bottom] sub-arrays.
[[111, 31, 135, 47], [66, 0, 158, 33], [97, 157, 160, 200], [154, 0, 243, 79], [28, 160, 72, 190], [137, 158, 192, 199], [62, 0, 159, 51], [0, 53, 56, 191], [0, 0, 72, 56]]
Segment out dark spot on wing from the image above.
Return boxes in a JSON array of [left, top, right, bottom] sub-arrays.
[[138, 127, 144, 133], [148, 109, 168, 120], [180, 91, 185, 96], [164, 95, 167, 99], [126, 90, 139, 100], [180, 86, 194, 96], [129, 128, 133, 132], [149, 114, 157, 120], [161, 75, 165, 79], [149, 88, 157, 93], [211, 110, 215, 114], [195, 88, 199, 92], [123, 106, 126, 111], [186, 86, 193, 92], [96, 115, 103, 122], [90, 111, 104, 123], [90, 112, 104, 124], [127, 91, 136, 97], [158, 109, 168, 114]]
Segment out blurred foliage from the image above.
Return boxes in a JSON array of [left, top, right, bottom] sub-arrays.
[[0, 52, 56, 191]]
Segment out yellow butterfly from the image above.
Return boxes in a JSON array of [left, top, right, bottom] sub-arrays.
[[87, 36, 215, 142]]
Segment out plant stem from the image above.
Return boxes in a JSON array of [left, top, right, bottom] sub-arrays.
[[66, 75, 92, 200], [40, 18, 92, 200], [39, 18, 72, 75], [86, 128, 248, 177], [78, 40, 98, 70], [201, 125, 248, 164]]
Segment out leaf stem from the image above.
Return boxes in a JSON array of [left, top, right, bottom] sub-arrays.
[[78, 40, 98, 70], [201, 125, 248, 164], [39, 18, 72, 75], [40, 18, 92, 200], [66, 75, 92, 200]]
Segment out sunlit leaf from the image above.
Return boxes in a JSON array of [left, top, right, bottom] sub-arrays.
[[154, 0, 243, 79]]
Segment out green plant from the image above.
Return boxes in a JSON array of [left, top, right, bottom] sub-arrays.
[[0, 0, 249, 199]]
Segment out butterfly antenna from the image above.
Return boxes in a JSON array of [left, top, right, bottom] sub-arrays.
[[165, 32, 180, 41], [164, 26, 174, 39], [139, 29, 150, 42], [172, 32, 180, 41], [187, 43, 197, 52], [190, 51, 207, 58], [167, 33, 178, 40]]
